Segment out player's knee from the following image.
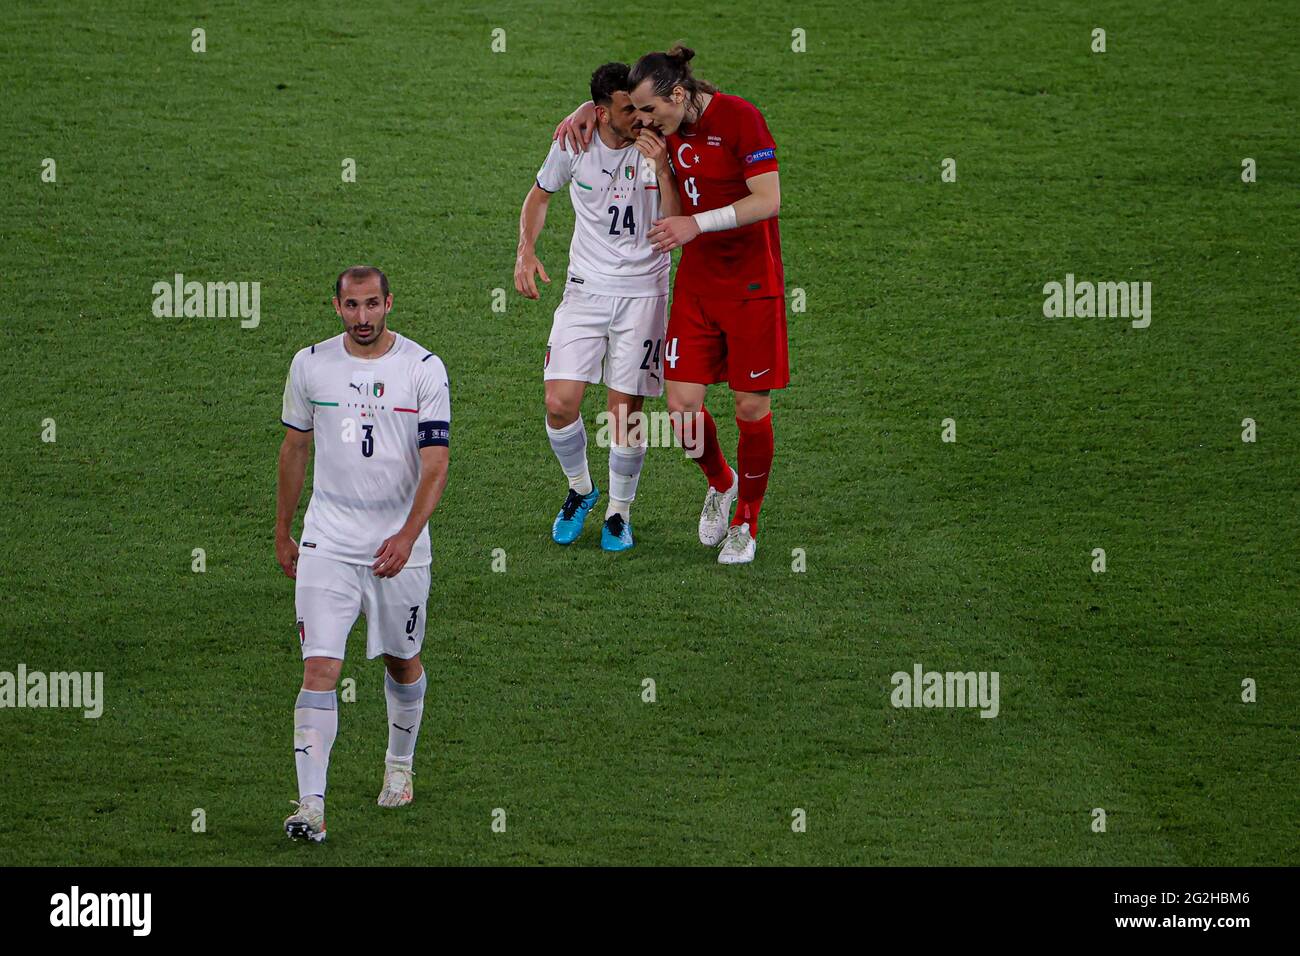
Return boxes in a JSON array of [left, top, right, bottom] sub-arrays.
[[302, 657, 341, 691], [734, 392, 771, 421], [666, 393, 701, 417], [544, 393, 579, 426], [384, 654, 423, 683]]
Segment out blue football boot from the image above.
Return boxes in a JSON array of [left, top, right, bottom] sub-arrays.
[[601, 513, 634, 552], [552, 485, 600, 544]]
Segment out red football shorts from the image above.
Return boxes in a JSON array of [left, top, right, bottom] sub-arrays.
[[664, 293, 790, 391]]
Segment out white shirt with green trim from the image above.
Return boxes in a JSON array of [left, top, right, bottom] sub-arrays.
[[281, 332, 450, 567], [535, 136, 669, 298]]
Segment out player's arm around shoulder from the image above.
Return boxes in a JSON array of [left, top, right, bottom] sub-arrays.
[[554, 100, 597, 152]]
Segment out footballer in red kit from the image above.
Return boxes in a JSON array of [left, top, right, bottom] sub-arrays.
[[555, 44, 787, 565]]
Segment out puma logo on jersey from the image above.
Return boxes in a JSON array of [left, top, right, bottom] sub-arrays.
[[348, 382, 364, 394]]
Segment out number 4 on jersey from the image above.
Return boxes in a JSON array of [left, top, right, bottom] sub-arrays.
[[664, 337, 679, 369]]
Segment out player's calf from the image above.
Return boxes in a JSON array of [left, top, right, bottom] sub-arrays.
[[381, 665, 425, 807]]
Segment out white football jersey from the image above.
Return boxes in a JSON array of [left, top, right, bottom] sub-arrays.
[[281, 332, 450, 568], [535, 134, 670, 298]]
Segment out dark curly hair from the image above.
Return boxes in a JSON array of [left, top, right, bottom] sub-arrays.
[[590, 62, 631, 107]]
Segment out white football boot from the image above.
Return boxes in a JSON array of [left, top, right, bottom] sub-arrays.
[[284, 796, 327, 843], [377, 763, 414, 808], [718, 522, 756, 565], [698, 472, 739, 546]]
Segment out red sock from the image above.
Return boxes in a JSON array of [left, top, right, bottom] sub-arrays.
[[733, 413, 773, 535], [675, 406, 733, 492]]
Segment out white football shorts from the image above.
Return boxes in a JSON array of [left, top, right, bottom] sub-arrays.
[[294, 552, 430, 661], [544, 287, 667, 396]]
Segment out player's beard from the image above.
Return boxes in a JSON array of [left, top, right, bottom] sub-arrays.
[[347, 315, 385, 346], [608, 117, 639, 147]]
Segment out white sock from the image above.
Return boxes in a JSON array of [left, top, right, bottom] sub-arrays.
[[294, 688, 337, 801], [385, 670, 427, 767], [606, 442, 645, 519], [546, 416, 593, 495]]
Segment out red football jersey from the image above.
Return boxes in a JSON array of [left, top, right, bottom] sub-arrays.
[[666, 92, 784, 299]]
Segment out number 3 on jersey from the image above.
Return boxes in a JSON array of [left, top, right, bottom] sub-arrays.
[[342, 417, 376, 458]]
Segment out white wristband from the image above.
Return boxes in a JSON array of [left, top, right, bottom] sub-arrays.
[[693, 205, 738, 233]]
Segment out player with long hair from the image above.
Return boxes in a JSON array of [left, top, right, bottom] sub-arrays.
[[554, 44, 786, 564]]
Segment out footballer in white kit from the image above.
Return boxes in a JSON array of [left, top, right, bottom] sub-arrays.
[[515, 62, 680, 552], [274, 266, 451, 843]]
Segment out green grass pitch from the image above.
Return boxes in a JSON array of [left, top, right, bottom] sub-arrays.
[[2, 0, 1296, 865]]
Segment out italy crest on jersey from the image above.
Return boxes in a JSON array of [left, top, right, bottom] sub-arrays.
[[373, 381, 385, 397]]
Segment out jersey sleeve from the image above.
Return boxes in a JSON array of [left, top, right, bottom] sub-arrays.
[[732, 99, 779, 178], [535, 141, 574, 193], [281, 348, 313, 432], [415, 354, 451, 448]]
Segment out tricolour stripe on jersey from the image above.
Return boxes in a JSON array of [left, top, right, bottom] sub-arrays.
[[575, 180, 592, 190], [310, 400, 339, 407], [393, 407, 418, 414]]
